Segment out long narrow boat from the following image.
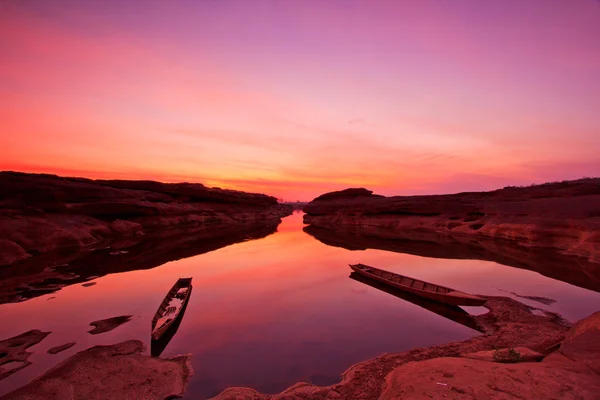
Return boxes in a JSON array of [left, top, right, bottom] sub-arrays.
[[349, 264, 486, 306], [151, 277, 193, 341], [349, 272, 484, 332]]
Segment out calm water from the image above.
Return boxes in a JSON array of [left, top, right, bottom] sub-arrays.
[[1, 211, 600, 398]]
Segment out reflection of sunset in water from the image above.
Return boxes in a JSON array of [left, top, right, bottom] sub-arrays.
[[1, 212, 599, 398]]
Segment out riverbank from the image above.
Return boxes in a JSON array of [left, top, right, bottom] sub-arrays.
[[4, 296, 599, 399], [303, 180, 600, 290], [0, 171, 292, 303]]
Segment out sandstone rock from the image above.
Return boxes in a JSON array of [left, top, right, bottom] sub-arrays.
[[109, 219, 143, 235], [303, 178, 600, 291], [380, 356, 600, 400], [0, 240, 29, 266], [559, 311, 600, 374], [0, 172, 291, 276], [209, 308, 598, 400], [2, 340, 191, 400], [463, 347, 544, 363]]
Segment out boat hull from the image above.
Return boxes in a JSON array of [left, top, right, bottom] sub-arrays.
[[151, 280, 193, 342], [350, 264, 486, 307]]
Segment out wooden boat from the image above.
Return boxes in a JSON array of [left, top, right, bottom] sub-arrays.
[[349, 264, 486, 306], [349, 272, 484, 332], [151, 278, 193, 341]]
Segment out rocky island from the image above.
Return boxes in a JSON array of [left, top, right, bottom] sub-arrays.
[[0, 172, 292, 303]]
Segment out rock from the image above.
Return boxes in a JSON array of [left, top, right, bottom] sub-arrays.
[[303, 178, 600, 292], [81, 282, 96, 287], [312, 188, 378, 202], [0, 172, 292, 304], [0, 330, 51, 381], [47, 342, 76, 355], [380, 356, 600, 399], [211, 297, 572, 399], [0, 240, 29, 266], [87, 315, 132, 335], [208, 308, 600, 400], [463, 347, 544, 363], [109, 220, 143, 235], [559, 311, 600, 374], [2, 340, 192, 400], [0, 171, 291, 268]]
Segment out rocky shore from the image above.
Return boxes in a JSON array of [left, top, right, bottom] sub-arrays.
[[4, 297, 599, 399], [212, 300, 600, 400], [0, 171, 292, 303], [303, 179, 600, 290]]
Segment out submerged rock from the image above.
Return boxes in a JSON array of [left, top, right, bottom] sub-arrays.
[[0, 330, 50, 381], [87, 315, 132, 335], [47, 342, 76, 355], [2, 340, 192, 400]]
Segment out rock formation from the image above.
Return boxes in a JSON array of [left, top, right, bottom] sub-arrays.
[[0, 172, 292, 303], [211, 305, 600, 400], [2, 340, 191, 400], [303, 179, 600, 291], [0, 330, 50, 381]]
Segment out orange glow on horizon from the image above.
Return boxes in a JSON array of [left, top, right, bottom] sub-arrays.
[[1, 1, 599, 200]]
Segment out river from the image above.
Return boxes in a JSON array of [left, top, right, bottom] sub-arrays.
[[1, 211, 599, 398]]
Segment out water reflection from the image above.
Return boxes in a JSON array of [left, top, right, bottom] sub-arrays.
[[304, 224, 600, 292], [349, 272, 484, 333], [1, 211, 599, 399]]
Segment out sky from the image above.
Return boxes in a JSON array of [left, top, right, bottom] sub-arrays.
[[1, 0, 599, 201]]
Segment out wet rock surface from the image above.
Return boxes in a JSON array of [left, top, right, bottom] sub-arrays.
[[0, 330, 50, 381], [87, 315, 132, 335], [1, 340, 191, 400]]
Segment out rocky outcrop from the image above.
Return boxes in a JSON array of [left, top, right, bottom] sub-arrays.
[[0, 171, 292, 267], [0, 172, 292, 303], [211, 306, 599, 400], [303, 179, 600, 288], [3, 300, 599, 399], [2, 340, 191, 400]]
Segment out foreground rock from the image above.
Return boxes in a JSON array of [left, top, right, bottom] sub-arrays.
[[0, 171, 292, 303], [2, 340, 191, 400], [0, 330, 50, 381], [303, 179, 600, 291], [2, 300, 597, 399], [212, 308, 599, 400], [87, 315, 132, 335]]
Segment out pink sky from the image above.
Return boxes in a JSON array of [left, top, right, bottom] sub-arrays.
[[1, 0, 599, 200]]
